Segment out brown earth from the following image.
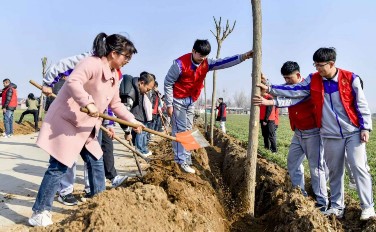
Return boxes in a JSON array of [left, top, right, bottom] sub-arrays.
[[11, 119, 376, 231], [0, 120, 42, 135]]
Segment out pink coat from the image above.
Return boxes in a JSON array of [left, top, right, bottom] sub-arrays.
[[37, 56, 136, 167]]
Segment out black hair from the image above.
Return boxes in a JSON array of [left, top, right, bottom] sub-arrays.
[[3, 78, 10, 83], [154, 81, 158, 87], [139, 71, 155, 85], [281, 61, 300, 75], [28, 93, 35, 100], [92, 32, 137, 58], [313, 47, 336, 63], [193, 39, 211, 56], [219, 97, 223, 101]]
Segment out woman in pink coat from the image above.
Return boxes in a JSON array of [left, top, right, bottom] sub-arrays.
[[29, 32, 143, 227]]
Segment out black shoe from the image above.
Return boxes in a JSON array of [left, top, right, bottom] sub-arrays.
[[16, 121, 21, 124], [58, 193, 78, 206]]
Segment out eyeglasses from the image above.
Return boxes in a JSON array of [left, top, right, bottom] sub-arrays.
[[117, 52, 132, 61], [313, 62, 329, 68]]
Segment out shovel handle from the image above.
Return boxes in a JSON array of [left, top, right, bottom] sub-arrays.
[[99, 125, 148, 161], [29, 80, 57, 98], [80, 108, 178, 142]]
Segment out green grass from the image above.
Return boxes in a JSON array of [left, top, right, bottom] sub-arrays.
[[216, 114, 376, 202]]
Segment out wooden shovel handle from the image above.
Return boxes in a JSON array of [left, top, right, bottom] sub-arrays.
[[80, 108, 178, 142], [99, 125, 148, 161], [29, 80, 57, 98]]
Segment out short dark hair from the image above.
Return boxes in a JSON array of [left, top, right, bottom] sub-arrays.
[[281, 61, 300, 76], [3, 78, 10, 83], [139, 71, 155, 85], [28, 93, 35, 100], [219, 98, 223, 101], [313, 47, 336, 63], [193, 39, 211, 56]]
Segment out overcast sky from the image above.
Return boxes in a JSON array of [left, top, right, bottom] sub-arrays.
[[1, 0, 375, 111]]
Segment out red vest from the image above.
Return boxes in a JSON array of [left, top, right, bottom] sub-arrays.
[[173, 53, 209, 101], [260, 94, 276, 121], [1, 86, 18, 108], [310, 68, 359, 128], [274, 108, 279, 125], [288, 98, 317, 131]]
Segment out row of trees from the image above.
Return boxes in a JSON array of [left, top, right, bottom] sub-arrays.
[[197, 89, 250, 109]]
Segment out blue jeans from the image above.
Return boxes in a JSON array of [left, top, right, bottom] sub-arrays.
[[32, 147, 105, 212], [132, 129, 149, 154], [3, 109, 14, 135], [171, 97, 195, 165]]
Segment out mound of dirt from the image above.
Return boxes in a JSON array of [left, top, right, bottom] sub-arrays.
[[0, 120, 41, 135], [30, 119, 376, 231]]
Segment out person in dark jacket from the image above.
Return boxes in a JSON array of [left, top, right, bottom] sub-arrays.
[[1, 78, 18, 138], [120, 71, 155, 156], [216, 98, 227, 133], [17, 93, 39, 131]]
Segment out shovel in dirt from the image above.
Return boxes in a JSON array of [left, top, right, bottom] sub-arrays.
[[100, 126, 146, 177], [80, 108, 210, 151]]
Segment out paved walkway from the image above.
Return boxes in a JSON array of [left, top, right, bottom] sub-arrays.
[[0, 126, 141, 231]]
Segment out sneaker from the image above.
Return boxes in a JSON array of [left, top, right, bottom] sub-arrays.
[[180, 162, 195, 174], [348, 182, 357, 190], [315, 204, 327, 213], [57, 193, 78, 206], [111, 175, 128, 188], [323, 208, 344, 218], [143, 151, 152, 157], [360, 207, 375, 220], [28, 210, 53, 227]]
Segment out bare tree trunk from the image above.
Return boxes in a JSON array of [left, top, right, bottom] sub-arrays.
[[39, 57, 47, 121], [209, 44, 221, 145], [209, 17, 236, 145], [204, 80, 208, 135], [242, 0, 262, 216]]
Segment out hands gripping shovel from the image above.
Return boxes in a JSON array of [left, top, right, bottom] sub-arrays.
[[29, 80, 150, 177], [30, 80, 210, 174]]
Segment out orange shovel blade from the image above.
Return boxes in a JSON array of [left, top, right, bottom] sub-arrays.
[[175, 129, 210, 151]]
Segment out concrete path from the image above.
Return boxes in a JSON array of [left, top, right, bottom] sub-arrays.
[[0, 126, 143, 231]]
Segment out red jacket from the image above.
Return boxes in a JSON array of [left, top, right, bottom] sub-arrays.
[[173, 53, 209, 101], [260, 94, 276, 121], [1, 84, 18, 109], [310, 68, 359, 128]]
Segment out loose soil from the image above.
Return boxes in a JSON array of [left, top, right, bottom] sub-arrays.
[[0, 120, 42, 135], [11, 119, 376, 231]]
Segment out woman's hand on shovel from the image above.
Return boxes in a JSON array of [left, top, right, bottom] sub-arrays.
[[86, 103, 99, 117], [132, 121, 144, 134]]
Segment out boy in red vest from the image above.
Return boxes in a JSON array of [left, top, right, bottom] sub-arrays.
[[256, 61, 329, 211], [259, 94, 277, 153], [256, 48, 374, 220], [164, 39, 253, 173]]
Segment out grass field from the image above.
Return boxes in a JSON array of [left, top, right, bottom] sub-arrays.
[[0, 109, 43, 123], [217, 114, 376, 202]]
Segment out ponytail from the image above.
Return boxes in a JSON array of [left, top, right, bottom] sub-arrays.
[[92, 32, 138, 58]]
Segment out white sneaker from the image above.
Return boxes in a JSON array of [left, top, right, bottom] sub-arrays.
[[28, 210, 53, 227], [323, 208, 344, 219], [143, 151, 152, 157], [111, 175, 128, 188], [360, 207, 375, 220], [348, 182, 357, 190], [180, 162, 195, 174]]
